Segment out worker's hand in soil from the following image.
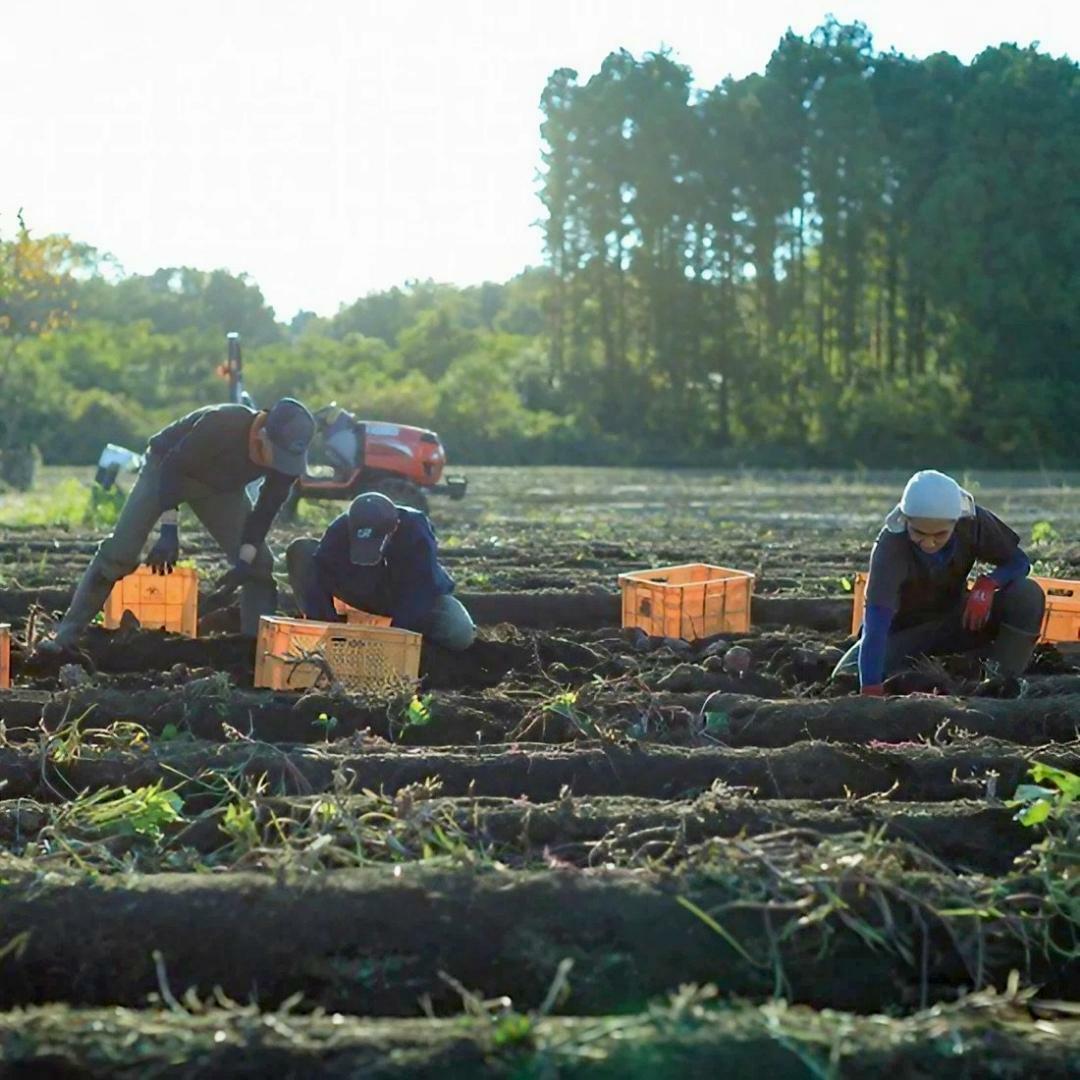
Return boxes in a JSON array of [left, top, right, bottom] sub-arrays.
[[146, 523, 179, 575], [860, 683, 885, 697], [963, 575, 998, 631]]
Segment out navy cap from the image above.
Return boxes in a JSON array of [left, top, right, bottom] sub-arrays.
[[347, 492, 400, 565], [264, 398, 315, 476]]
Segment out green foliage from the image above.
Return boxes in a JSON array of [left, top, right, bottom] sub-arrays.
[[84, 483, 126, 528], [1031, 521, 1059, 546], [68, 782, 184, 843], [2, 29, 1077, 468], [403, 694, 435, 729], [543, 690, 599, 738], [312, 712, 339, 740], [1008, 763, 1080, 828], [220, 799, 260, 851], [491, 1011, 535, 1048], [535, 30, 1079, 465], [702, 710, 730, 737], [0, 476, 125, 528], [52, 387, 150, 465]]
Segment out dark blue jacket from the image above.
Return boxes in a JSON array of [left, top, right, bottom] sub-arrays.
[[303, 508, 455, 633]]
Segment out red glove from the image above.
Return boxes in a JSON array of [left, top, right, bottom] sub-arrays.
[[963, 575, 998, 631], [860, 684, 885, 697]]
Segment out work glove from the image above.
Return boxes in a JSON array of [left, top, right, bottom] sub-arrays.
[[860, 684, 885, 697], [963, 575, 998, 631], [146, 523, 179, 575]]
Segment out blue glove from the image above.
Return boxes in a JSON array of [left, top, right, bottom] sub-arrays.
[[146, 524, 179, 575]]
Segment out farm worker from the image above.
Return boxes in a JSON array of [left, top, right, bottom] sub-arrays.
[[286, 491, 476, 650], [833, 469, 1045, 695], [42, 399, 316, 651]]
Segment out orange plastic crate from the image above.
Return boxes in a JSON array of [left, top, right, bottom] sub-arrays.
[[332, 598, 392, 627], [1032, 576, 1080, 645], [850, 572, 869, 635], [104, 565, 198, 637], [851, 571, 1080, 645], [254, 615, 421, 692], [0, 624, 10, 689], [618, 563, 754, 640]]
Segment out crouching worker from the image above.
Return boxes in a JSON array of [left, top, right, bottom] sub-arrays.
[[41, 398, 316, 651], [286, 491, 476, 651], [834, 469, 1045, 695]]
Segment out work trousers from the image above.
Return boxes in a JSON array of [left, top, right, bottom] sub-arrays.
[[833, 576, 1046, 680], [56, 457, 276, 643]]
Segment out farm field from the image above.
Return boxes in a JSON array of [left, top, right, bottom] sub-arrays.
[[0, 466, 1078, 1076]]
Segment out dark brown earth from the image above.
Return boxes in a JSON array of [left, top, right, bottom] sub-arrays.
[[1, 863, 1074, 1015], [0, 466, 1076, 1074], [2, 738, 1075, 803]]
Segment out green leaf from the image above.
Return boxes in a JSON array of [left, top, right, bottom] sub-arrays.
[[704, 711, 729, 735], [492, 1012, 534, 1047], [1009, 784, 1058, 804], [1030, 762, 1080, 801], [405, 694, 434, 727], [1016, 799, 1053, 827]]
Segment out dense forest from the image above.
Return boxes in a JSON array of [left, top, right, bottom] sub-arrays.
[[1, 21, 1077, 480]]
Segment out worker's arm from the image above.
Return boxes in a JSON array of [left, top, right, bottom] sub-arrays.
[[240, 471, 295, 549], [963, 511, 1030, 630], [388, 520, 445, 632], [858, 603, 894, 693], [859, 536, 904, 695], [302, 518, 348, 622], [987, 547, 1030, 587], [964, 546, 1032, 631], [301, 577, 341, 623]]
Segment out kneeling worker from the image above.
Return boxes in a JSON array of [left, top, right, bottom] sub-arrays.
[[286, 492, 476, 650], [834, 469, 1045, 695], [44, 397, 316, 650]]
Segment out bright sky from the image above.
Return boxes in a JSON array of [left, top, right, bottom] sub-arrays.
[[2, 1, 1075, 320]]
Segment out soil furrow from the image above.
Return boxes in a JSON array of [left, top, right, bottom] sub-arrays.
[[0, 739, 1073, 803], [682, 691, 1080, 748], [0, 865, 1072, 1015], [0, 1001, 1075, 1079], [0, 794, 1032, 876], [0, 586, 854, 633], [4, 685, 1079, 749]]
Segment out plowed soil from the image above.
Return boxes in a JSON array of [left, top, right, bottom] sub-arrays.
[[0, 466, 1077, 1075]]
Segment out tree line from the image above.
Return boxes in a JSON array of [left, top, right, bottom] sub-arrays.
[[538, 20, 1078, 465], [1, 20, 1076, 483]]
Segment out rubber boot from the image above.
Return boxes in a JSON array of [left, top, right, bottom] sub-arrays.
[[53, 567, 119, 647], [240, 576, 278, 637], [986, 622, 1039, 678]]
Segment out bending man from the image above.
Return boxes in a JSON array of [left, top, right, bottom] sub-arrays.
[[286, 491, 475, 650], [45, 398, 315, 649]]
